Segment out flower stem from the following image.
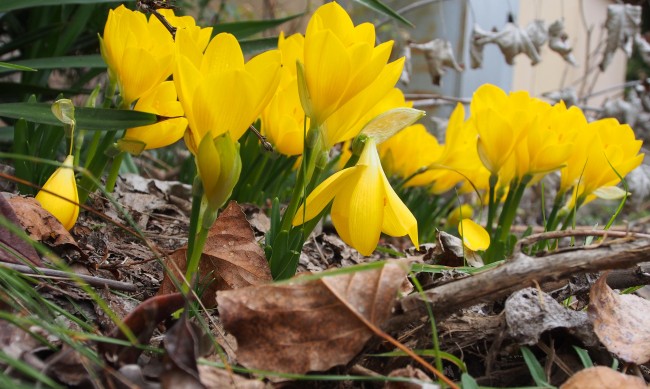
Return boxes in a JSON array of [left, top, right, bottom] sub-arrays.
[[486, 173, 499, 234], [498, 175, 532, 242], [104, 151, 124, 193]]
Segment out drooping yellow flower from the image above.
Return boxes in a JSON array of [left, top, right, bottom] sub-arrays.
[[293, 138, 418, 255], [120, 81, 188, 151], [100, 5, 211, 108], [564, 118, 644, 207], [458, 218, 490, 251], [196, 133, 242, 212], [35, 155, 79, 230], [301, 2, 403, 131], [174, 30, 281, 153], [260, 32, 307, 156]]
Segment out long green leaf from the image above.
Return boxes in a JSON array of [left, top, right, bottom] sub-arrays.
[[0, 103, 157, 130], [0, 0, 129, 12], [352, 0, 413, 27], [0, 55, 105, 74], [212, 13, 302, 39], [0, 62, 36, 72]]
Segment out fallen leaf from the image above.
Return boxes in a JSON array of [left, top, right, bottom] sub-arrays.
[[198, 365, 269, 389], [477, 21, 544, 65], [386, 365, 434, 389], [0, 194, 41, 266], [158, 201, 272, 307], [8, 196, 83, 260], [161, 314, 204, 389], [589, 273, 650, 364], [217, 261, 409, 374], [505, 288, 598, 346], [99, 292, 186, 368], [548, 19, 577, 66], [560, 366, 646, 389]]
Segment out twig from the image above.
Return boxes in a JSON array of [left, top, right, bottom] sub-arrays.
[[1, 263, 138, 292], [400, 239, 650, 318], [513, 229, 650, 254]]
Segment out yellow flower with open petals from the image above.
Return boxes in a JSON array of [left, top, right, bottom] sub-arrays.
[[565, 118, 644, 207], [302, 2, 403, 130], [174, 30, 281, 152], [35, 155, 79, 230], [121, 81, 187, 151], [100, 5, 211, 108], [458, 218, 490, 251], [293, 138, 418, 256]]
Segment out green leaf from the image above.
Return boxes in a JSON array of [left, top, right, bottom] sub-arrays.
[[240, 37, 279, 56], [0, 0, 129, 12], [573, 346, 594, 368], [460, 373, 480, 389], [0, 62, 36, 72], [521, 346, 555, 388], [212, 13, 303, 39], [0, 103, 157, 130], [0, 55, 106, 74], [352, 0, 413, 27]]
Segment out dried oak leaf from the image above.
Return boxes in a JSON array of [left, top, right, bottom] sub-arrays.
[[589, 273, 650, 364], [0, 194, 41, 266], [158, 201, 271, 308], [478, 22, 543, 65], [409, 39, 463, 86], [217, 260, 410, 374], [8, 196, 83, 260], [599, 4, 642, 71], [548, 19, 577, 66], [560, 366, 646, 389]]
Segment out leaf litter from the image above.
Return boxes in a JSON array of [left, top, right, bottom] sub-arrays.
[[1, 176, 650, 388]]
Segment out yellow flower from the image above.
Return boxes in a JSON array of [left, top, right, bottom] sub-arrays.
[[293, 138, 418, 256], [470, 84, 541, 177], [121, 81, 188, 151], [302, 2, 403, 131], [100, 5, 211, 108], [378, 123, 442, 186], [565, 118, 644, 207], [458, 218, 490, 251], [174, 30, 281, 152], [196, 133, 242, 212], [260, 32, 307, 156], [35, 155, 79, 230]]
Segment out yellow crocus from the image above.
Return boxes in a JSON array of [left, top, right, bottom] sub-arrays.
[[378, 123, 442, 187], [121, 81, 188, 151], [260, 32, 307, 156], [100, 5, 211, 108], [35, 155, 79, 230], [458, 218, 490, 251], [469, 84, 538, 177], [302, 2, 403, 131], [293, 138, 418, 256], [174, 30, 281, 152], [565, 118, 644, 207]]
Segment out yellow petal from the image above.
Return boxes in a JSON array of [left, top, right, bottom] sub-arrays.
[[201, 33, 245, 74], [458, 219, 490, 251], [123, 117, 188, 150], [119, 47, 171, 106], [347, 159, 384, 256], [381, 175, 419, 247], [35, 155, 79, 230], [293, 167, 361, 225]]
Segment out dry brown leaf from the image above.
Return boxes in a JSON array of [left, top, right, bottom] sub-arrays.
[[548, 19, 577, 66], [409, 39, 463, 86], [477, 21, 543, 66], [198, 365, 269, 389], [386, 365, 434, 389], [8, 196, 82, 259], [589, 273, 650, 364], [217, 260, 410, 374], [560, 366, 646, 389], [599, 4, 642, 71], [0, 194, 41, 266], [158, 201, 271, 307]]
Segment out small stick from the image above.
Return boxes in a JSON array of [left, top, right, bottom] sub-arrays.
[[513, 229, 650, 254], [136, 0, 178, 38], [1, 263, 138, 292], [249, 124, 274, 152]]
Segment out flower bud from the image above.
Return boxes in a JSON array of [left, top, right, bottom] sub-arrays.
[[35, 155, 79, 230]]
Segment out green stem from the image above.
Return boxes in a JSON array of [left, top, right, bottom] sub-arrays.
[[187, 176, 203, 256], [486, 173, 499, 234], [104, 151, 124, 193], [184, 223, 210, 293], [498, 175, 532, 242]]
